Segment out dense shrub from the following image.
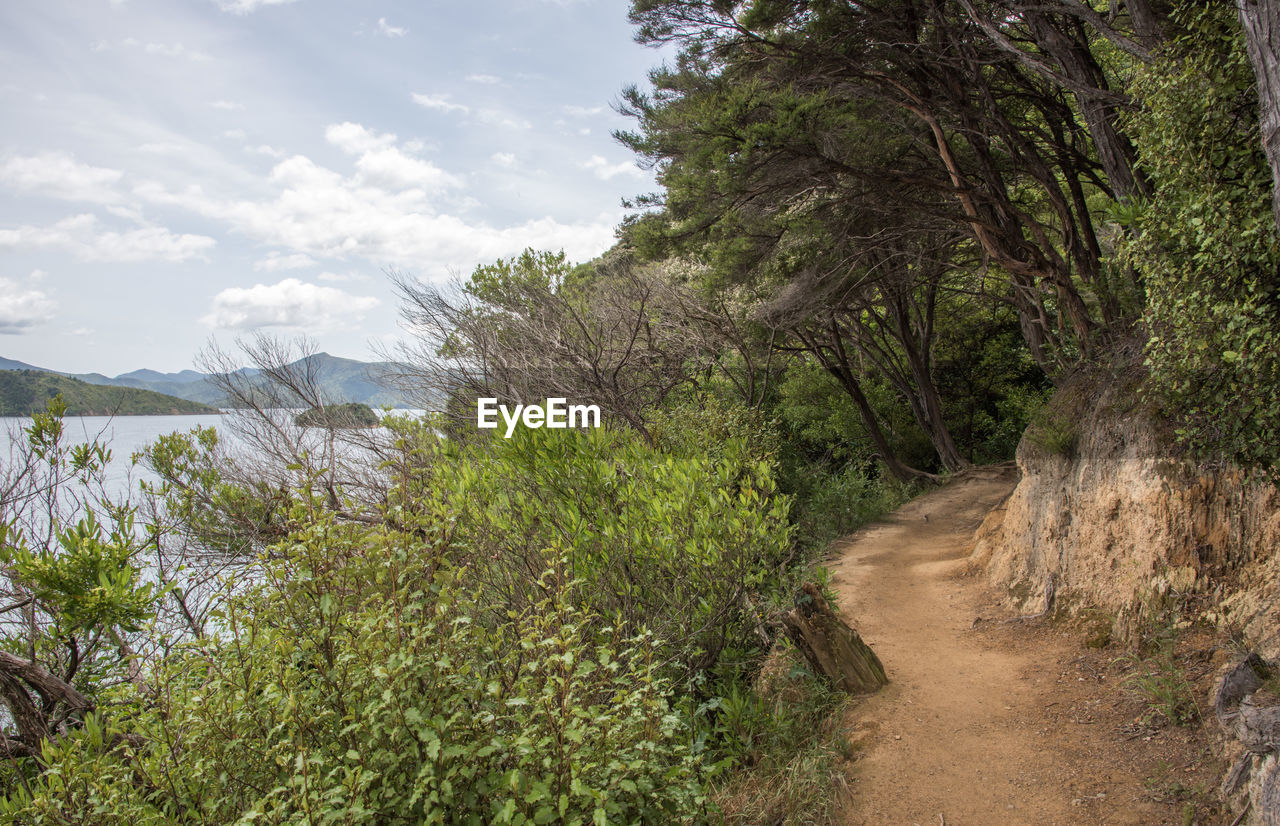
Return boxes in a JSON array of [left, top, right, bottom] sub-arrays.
[[1120, 3, 1280, 473], [1, 404, 803, 822], [3, 497, 711, 824], [429, 407, 794, 688]]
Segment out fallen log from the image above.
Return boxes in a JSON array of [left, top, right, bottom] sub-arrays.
[[781, 582, 888, 694]]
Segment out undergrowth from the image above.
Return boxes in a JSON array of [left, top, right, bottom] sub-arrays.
[[708, 641, 856, 825], [786, 460, 917, 556], [1116, 619, 1201, 727]]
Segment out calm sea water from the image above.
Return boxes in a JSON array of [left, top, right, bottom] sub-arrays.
[[0, 413, 228, 500], [0, 411, 426, 503]]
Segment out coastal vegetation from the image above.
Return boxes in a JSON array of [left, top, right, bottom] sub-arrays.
[[0, 0, 1278, 822]]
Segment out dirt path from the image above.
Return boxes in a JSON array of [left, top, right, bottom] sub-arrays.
[[829, 467, 1215, 826]]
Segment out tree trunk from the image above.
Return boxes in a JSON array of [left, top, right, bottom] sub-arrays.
[[796, 325, 933, 483], [1125, 0, 1166, 49], [830, 364, 928, 484], [782, 582, 888, 694], [1238, 0, 1280, 236], [887, 290, 969, 472]]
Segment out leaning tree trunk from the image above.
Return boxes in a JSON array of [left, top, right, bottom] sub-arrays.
[[1238, 0, 1280, 236], [781, 583, 888, 694]]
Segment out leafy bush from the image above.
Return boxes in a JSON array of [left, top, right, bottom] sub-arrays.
[[2, 403, 804, 821], [783, 459, 914, 557], [1119, 3, 1280, 474], [430, 407, 794, 688], [1025, 407, 1079, 458], [2, 497, 711, 823], [706, 642, 854, 825]]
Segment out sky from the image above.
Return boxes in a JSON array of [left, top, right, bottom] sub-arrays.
[[0, 0, 669, 375]]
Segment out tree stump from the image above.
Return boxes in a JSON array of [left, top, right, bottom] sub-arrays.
[[781, 582, 887, 694], [1214, 653, 1280, 825]]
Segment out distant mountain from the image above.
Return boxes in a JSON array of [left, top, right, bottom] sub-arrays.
[[0, 356, 130, 388], [0, 371, 220, 417], [0, 353, 429, 409], [116, 368, 209, 385], [0, 357, 49, 373]]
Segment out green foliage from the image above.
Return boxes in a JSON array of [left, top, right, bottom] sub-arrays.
[[0, 397, 169, 785], [772, 361, 932, 471], [136, 426, 283, 555], [2, 511, 158, 636], [467, 248, 573, 310], [433, 406, 794, 687], [933, 311, 1053, 465], [1118, 3, 1280, 473], [2, 479, 712, 822], [1025, 407, 1079, 458], [783, 461, 914, 558], [647, 394, 780, 468], [706, 643, 854, 825], [1, 404, 804, 821], [0, 371, 219, 416]]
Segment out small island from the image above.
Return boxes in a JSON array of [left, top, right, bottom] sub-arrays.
[[294, 402, 380, 429]]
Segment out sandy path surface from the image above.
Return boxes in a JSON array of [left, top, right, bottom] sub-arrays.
[[830, 467, 1193, 826]]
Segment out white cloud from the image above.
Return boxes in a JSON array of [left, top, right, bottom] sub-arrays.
[[209, 100, 243, 111], [201, 278, 378, 331], [131, 125, 619, 276], [317, 270, 370, 283], [325, 122, 396, 155], [222, 129, 248, 140], [563, 105, 604, 117], [581, 155, 643, 181], [491, 152, 517, 168], [0, 153, 124, 204], [0, 272, 56, 334], [142, 42, 212, 61], [476, 109, 532, 131], [325, 122, 460, 192], [139, 162, 616, 271], [376, 17, 407, 37], [254, 252, 315, 271], [465, 74, 501, 84], [355, 148, 460, 192], [411, 93, 469, 115], [247, 144, 287, 159], [214, 0, 297, 14], [0, 214, 215, 262]]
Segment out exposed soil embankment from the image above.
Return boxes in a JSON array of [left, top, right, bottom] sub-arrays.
[[967, 372, 1280, 658]]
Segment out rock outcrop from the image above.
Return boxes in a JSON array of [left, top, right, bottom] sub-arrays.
[[967, 368, 1280, 656]]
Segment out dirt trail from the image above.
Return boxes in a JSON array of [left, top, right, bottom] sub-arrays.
[[830, 467, 1204, 826]]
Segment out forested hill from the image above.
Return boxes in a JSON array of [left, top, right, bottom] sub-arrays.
[[0, 352, 419, 409], [0, 371, 219, 416]]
